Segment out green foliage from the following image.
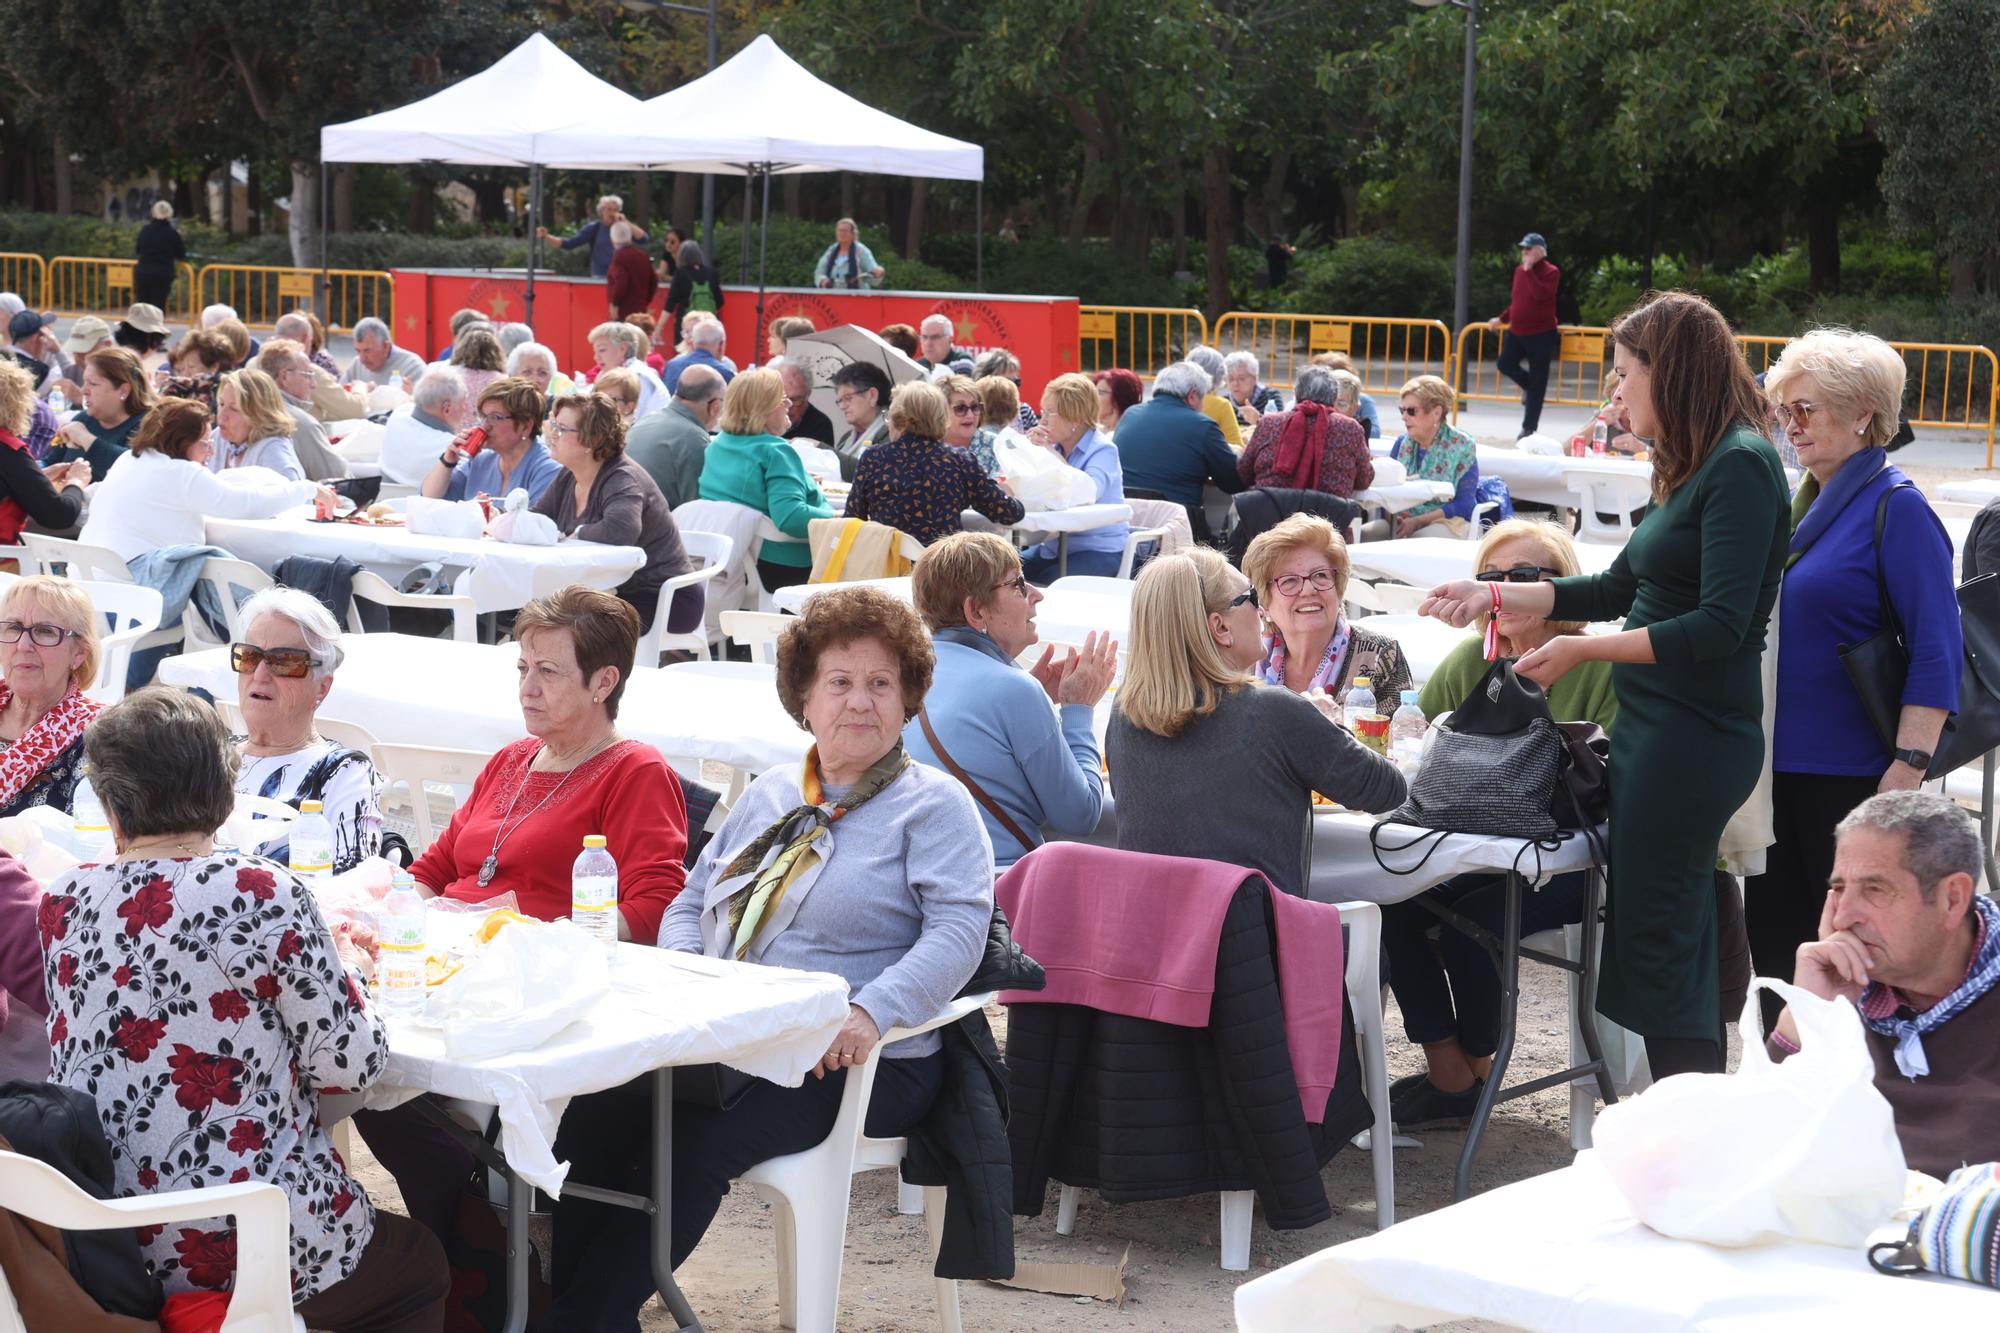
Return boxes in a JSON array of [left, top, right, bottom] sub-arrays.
[[1274, 238, 1453, 319], [1876, 0, 2000, 282]]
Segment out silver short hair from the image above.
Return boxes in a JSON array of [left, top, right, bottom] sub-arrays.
[[1223, 350, 1259, 378], [973, 348, 1020, 378], [506, 341, 556, 376], [920, 313, 953, 336], [352, 316, 391, 345], [676, 241, 706, 269], [497, 322, 535, 355], [201, 303, 239, 328], [769, 357, 807, 389], [0, 293, 25, 324], [610, 220, 634, 245], [1328, 368, 1363, 408], [1836, 791, 1984, 901], [597, 194, 623, 211], [1293, 364, 1341, 407], [689, 319, 725, 350], [676, 362, 726, 404], [239, 587, 345, 679], [1154, 360, 1211, 398], [412, 365, 467, 414], [273, 312, 313, 343], [1186, 345, 1226, 380]]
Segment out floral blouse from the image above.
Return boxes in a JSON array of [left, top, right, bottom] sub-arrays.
[[844, 432, 1026, 546], [0, 734, 88, 819], [41, 854, 386, 1300], [1391, 421, 1480, 521], [234, 740, 386, 873]]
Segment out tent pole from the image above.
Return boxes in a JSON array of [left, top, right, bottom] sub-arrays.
[[526, 164, 542, 329], [975, 177, 984, 293], [756, 166, 771, 357], [739, 170, 753, 283], [318, 159, 330, 324]]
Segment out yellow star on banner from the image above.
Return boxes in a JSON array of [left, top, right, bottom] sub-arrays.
[[487, 292, 512, 319], [953, 314, 977, 342], [402, 314, 418, 333]]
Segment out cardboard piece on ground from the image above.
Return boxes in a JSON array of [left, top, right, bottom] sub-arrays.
[[990, 1243, 1130, 1305]]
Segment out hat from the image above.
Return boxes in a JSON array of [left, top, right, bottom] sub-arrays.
[[6, 310, 53, 343], [122, 303, 168, 335], [1517, 232, 1548, 250], [62, 316, 111, 354]]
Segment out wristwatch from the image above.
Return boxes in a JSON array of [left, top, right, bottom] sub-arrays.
[[1892, 747, 1933, 771]]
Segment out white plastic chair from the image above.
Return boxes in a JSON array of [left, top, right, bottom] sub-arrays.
[[1113, 522, 1171, 579], [0, 1149, 301, 1333], [1045, 575, 1133, 599], [185, 556, 276, 649], [314, 716, 382, 756], [719, 609, 790, 664], [636, 530, 732, 665], [23, 536, 185, 660], [1125, 497, 1194, 559], [76, 581, 164, 704], [1561, 465, 1652, 545], [738, 993, 992, 1333], [371, 744, 489, 853], [347, 569, 478, 643]]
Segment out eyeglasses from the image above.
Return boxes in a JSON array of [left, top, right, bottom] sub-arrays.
[[1773, 400, 1821, 429], [1476, 565, 1561, 584], [1224, 587, 1259, 610], [230, 643, 319, 678], [0, 621, 78, 647], [550, 423, 583, 440], [478, 411, 513, 428], [1272, 568, 1338, 598], [991, 573, 1030, 597], [834, 392, 865, 409], [950, 403, 982, 416], [784, 393, 810, 406]]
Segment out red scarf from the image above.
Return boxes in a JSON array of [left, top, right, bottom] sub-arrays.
[[1273, 401, 1332, 492], [0, 429, 31, 545], [0, 681, 101, 810]]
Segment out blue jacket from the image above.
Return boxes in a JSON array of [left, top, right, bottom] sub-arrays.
[[556, 219, 630, 278], [1777, 461, 1961, 775], [902, 630, 1105, 866], [444, 439, 563, 505], [1029, 427, 1128, 558], [1114, 392, 1244, 516], [660, 348, 736, 395]]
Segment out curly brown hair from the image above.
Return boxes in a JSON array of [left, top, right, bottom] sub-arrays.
[[172, 329, 235, 373], [774, 586, 934, 728]]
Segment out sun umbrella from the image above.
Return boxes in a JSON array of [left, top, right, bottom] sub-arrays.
[[783, 325, 928, 441]]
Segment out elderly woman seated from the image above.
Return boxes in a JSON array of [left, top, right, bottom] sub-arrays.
[[698, 368, 836, 594], [538, 586, 991, 1330], [1378, 374, 1480, 539], [230, 588, 396, 872], [1224, 350, 1284, 428], [210, 367, 307, 480], [353, 586, 688, 1246], [845, 380, 1024, 546], [588, 320, 667, 417], [535, 392, 701, 639], [1107, 549, 1404, 897], [0, 576, 103, 817], [1244, 514, 1413, 707], [904, 532, 1116, 867], [1382, 519, 1617, 1127], [1237, 365, 1374, 498], [1022, 372, 1129, 582], [39, 686, 449, 1329], [504, 339, 575, 398]]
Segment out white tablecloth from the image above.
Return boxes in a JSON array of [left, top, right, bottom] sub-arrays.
[[1356, 480, 1457, 513], [1234, 1153, 1995, 1332], [1476, 448, 1652, 509], [204, 507, 645, 614], [773, 576, 1134, 648], [1349, 537, 1622, 589], [1940, 479, 2000, 506], [346, 947, 849, 1196]]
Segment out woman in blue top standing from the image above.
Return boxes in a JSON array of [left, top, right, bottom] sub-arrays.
[[1748, 330, 1960, 1023]]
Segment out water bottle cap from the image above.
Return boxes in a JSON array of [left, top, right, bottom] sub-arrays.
[[301, 800, 324, 813], [1353, 676, 1370, 687], [1402, 690, 1420, 703], [583, 834, 607, 849]]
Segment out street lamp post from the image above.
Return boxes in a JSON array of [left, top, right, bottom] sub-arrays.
[[620, 0, 719, 253], [1412, 0, 1476, 340]]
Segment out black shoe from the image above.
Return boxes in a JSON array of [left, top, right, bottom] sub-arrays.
[[1392, 1077, 1484, 1130], [1387, 1071, 1428, 1103]]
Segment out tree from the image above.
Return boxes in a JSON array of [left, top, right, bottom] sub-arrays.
[[1877, 0, 2000, 296]]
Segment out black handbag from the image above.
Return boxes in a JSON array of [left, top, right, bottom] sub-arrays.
[[1376, 657, 1564, 840], [1840, 484, 2000, 777], [1556, 720, 1611, 826]]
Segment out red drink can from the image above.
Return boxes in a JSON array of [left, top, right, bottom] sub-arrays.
[[461, 426, 488, 456]]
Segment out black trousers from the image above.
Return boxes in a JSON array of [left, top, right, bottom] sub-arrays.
[[133, 269, 176, 310], [755, 558, 812, 595], [1497, 329, 1560, 435], [295, 1210, 452, 1333], [1744, 770, 1881, 1028], [538, 1052, 944, 1332], [351, 1100, 478, 1247]]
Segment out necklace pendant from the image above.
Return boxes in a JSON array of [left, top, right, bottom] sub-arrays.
[[478, 854, 499, 888]]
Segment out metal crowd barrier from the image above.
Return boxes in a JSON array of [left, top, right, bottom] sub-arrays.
[[194, 265, 395, 334], [46, 257, 198, 322], [1451, 323, 1612, 422], [0, 254, 46, 309], [1077, 306, 1208, 381], [1212, 313, 1455, 395]]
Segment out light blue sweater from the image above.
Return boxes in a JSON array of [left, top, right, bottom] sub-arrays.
[[902, 631, 1105, 866]]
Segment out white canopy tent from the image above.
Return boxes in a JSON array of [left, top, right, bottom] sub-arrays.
[[538, 33, 989, 332], [318, 32, 645, 322]]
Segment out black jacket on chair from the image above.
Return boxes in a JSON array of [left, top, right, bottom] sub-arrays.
[[1006, 878, 1371, 1229], [1227, 487, 1365, 567]]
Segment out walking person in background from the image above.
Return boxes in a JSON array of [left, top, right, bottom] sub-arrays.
[[1487, 232, 1562, 438], [540, 195, 647, 279], [132, 200, 186, 311]]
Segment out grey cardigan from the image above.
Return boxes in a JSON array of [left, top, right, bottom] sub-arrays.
[[658, 759, 993, 1056], [534, 454, 691, 603]]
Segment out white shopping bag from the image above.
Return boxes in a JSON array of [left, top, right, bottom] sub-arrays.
[[1592, 977, 1906, 1247], [1369, 455, 1407, 487], [487, 488, 559, 545], [432, 918, 610, 1060], [404, 496, 487, 540], [993, 429, 1097, 510]]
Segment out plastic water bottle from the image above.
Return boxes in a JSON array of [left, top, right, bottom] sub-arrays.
[[71, 779, 111, 862], [1342, 676, 1377, 733], [571, 835, 619, 956], [1591, 416, 1609, 454], [47, 383, 67, 416], [376, 872, 427, 1017], [1391, 690, 1429, 779], [289, 800, 334, 883]]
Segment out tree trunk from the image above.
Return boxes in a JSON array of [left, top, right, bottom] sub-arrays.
[[1066, 144, 1101, 255], [172, 173, 194, 223], [247, 162, 262, 237], [1806, 193, 1840, 295], [407, 179, 435, 235], [332, 165, 355, 234], [288, 162, 317, 267], [1340, 180, 1360, 238], [1204, 143, 1234, 322], [671, 173, 698, 233], [839, 171, 856, 219], [52, 132, 71, 216], [1171, 188, 1189, 274], [783, 174, 801, 220], [633, 170, 652, 227], [1949, 255, 1978, 300], [1261, 149, 1292, 244], [905, 178, 928, 262], [469, 175, 507, 226]]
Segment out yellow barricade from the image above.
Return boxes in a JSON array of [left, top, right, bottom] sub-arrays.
[[195, 265, 394, 334], [47, 257, 198, 321], [1887, 342, 2000, 464], [1077, 306, 1208, 381], [0, 254, 46, 309], [1212, 313, 1454, 395], [1452, 323, 1612, 422]]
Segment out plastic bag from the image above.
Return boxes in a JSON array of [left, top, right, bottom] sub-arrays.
[[405, 496, 486, 539], [1518, 432, 1564, 456], [1592, 977, 1906, 1248], [992, 430, 1097, 511], [1370, 455, 1407, 487], [431, 917, 609, 1060], [489, 487, 560, 546], [0, 810, 81, 882]]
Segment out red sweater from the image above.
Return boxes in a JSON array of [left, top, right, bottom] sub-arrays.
[[1499, 258, 1561, 335], [607, 246, 659, 319], [410, 737, 687, 943]]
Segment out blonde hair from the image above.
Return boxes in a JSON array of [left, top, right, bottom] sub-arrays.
[[912, 532, 1021, 631], [219, 369, 295, 442], [976, 374, 1020, 427], [1040, 372, 1098, 432], [770, 315, 816, 348], [1, 576, 102, 692], [888, 380, 951, 439], [1763, 328, 1907, 450], [719, 367, 785, 436], [595, 366, 642, 405], [1117, 549, 1249, 737], [588, 321, 645, 361], [1475, 518, 1589, 636], [1242, 514, 1352, 604], [0, 359, 33, 437], [1399, 374, 1454, 415]]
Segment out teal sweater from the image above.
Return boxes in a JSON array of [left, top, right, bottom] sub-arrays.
[[696, 430, 835, 567]]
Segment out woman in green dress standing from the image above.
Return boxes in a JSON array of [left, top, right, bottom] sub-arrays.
[[1420, 291, 1788, 1077]]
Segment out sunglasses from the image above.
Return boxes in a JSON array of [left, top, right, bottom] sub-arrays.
[[1773, 400, 1821, 429], [991, 573, 1030, 597], [1399, 405, 1427, 417], [230, 643, 319, 678], [0, 620, 78, 647], [1224, 587, 1259, 610], [1476, 565, 1561, 583], [951, 403, 982, 416]]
